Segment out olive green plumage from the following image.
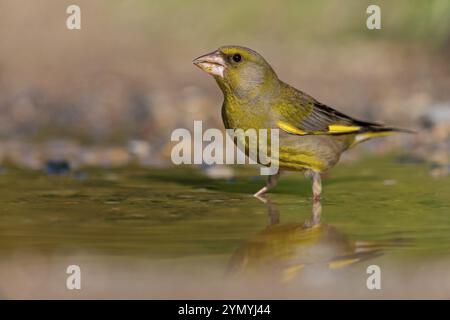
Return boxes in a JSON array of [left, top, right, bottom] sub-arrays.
[[193, 45, 409, 198]]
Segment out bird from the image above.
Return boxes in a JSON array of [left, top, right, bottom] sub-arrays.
[[193, 45, 412, 201]]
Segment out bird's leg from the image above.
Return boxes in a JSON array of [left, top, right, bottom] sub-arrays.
[[311, 171, 322, 202], [254, 171, 281, 199]]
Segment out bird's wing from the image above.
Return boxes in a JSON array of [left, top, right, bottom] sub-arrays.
[[275, 87, 389, 136]]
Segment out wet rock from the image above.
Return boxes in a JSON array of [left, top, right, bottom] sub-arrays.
[[44, 160, 71, 175]]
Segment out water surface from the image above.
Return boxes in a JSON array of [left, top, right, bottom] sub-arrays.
[[0, 155, 449, 298]]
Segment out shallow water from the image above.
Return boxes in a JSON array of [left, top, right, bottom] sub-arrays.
[[0, 155, 449, 299]]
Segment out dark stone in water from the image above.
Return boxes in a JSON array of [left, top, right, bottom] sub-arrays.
[[44, 160, 71, 175]]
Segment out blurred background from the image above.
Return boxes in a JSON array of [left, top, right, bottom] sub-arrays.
[[0, 0, 448, 175]]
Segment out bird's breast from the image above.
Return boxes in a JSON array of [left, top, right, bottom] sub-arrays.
[[221, 99, 271, 130]]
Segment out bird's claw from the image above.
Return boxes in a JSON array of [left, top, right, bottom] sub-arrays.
[[254, 193, 268, 204]]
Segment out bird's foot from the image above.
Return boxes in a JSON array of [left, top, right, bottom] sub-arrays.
[[254, 187, 269, 203], [254, 194, 268, 204], [254, 186, 268, 198]]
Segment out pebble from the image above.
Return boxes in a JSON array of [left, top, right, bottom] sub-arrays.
[[44, 160, 71, 175], [383, 179, 397, 186]]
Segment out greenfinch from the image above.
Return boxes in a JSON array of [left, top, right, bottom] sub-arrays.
[[193, 45, 411, 200]]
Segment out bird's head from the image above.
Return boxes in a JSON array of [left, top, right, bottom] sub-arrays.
[[193, 45, 278, 98]]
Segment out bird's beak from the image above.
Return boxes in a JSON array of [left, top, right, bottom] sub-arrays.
[[193, 50, 226, 78]]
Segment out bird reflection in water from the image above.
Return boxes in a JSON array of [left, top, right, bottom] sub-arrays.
[[227, 199, 384, 282]]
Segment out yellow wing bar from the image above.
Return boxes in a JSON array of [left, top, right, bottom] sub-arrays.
[[327, 124, 361, 133], [277, 121, 307, 135], [277, 121, 361, 136]]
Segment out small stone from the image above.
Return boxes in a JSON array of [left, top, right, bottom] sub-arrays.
[[383, 179, 397, 186], [44, 160, 71, 175]]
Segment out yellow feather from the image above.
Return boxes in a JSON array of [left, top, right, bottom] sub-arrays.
[[328, 258, 360, 269], [350, 131, 396, 148], [277, 121, 307, 135], [280, 147, 324, 171], [278, 122, 361, 136], [281, 264, 305, 282], [328, 124, 361, 133], [359, 131, 395, 139]]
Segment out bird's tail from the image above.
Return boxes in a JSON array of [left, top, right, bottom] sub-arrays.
[[350, 126, 415, 147]]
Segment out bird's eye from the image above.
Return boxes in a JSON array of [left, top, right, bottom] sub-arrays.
[[232, 53, 242, 63]]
